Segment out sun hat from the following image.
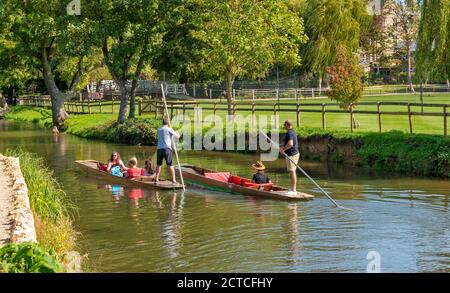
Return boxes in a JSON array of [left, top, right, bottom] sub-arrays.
[[252, 161, 266, 171]]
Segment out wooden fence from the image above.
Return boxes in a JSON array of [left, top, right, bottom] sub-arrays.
[[140, 100, 450, 136], [16, 96, 450, 136]]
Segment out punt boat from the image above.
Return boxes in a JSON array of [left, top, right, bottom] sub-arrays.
[[178, 165, 314, 201], [75, 160, 183, 190]]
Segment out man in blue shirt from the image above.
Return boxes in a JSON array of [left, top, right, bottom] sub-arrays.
[[279, 120, 299, 195], [155, 118, 180, 184]]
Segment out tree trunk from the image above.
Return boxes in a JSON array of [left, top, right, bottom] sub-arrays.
[[42, 46, 69, 128], [226, 72, 235, 120], [407, 47, 415, 93], [128, 54, 145, 119], [128, 89, 137, 119], [51, 94, 68, 127], [117, 84, 128, 124]]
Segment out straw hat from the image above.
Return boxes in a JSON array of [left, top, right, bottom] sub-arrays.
[[252, 161, 266, 171]]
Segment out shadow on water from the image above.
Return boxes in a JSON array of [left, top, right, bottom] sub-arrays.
[[1, 120, 449, 272]]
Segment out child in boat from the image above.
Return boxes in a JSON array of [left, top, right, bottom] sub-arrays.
[[125, 157, 142, 179], [252, 161, 271, 184], [143, 159, 156, 178]]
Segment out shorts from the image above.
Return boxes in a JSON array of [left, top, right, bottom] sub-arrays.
[[285, 153, 300, 172], [157, 148, 173, 166]]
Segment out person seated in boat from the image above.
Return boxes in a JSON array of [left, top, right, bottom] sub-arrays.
[[124, 157, 142, 179], [107, 152, 127, 177], [251, 161, 271, 184], [143, 159, 156, 178]]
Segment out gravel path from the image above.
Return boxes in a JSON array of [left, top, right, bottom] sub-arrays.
[[0, 159, 13, 246]]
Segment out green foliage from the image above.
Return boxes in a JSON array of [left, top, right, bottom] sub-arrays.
[[0, 242, 63, 273], [358, 131, 450, 177], [5, 149, 75, 222], [326, 46, 364, 107], [104, 119, 159, 145], [300, 0, 370, 77], [186, 0, 307, 109], [416, 0, 450, 82]]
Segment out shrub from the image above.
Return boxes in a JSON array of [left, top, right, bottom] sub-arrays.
[[0, 242, 63, 273]]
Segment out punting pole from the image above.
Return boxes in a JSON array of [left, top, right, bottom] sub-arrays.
[[259, 130, 352, 211], [161, 83, 186, 191]]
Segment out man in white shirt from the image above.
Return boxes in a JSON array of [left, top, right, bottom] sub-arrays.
[[155, 118, 180, 184]]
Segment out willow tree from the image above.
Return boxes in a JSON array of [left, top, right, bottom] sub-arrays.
[[188, 0, 307, 117], [415, 0, 450, 88], [301, 0, 370, 91]]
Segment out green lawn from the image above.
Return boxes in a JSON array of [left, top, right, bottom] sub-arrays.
[[7, 92, 450, 136]]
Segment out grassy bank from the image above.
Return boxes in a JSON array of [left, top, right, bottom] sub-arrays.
[[0, 149, 80, 272], [5, 106, 450, 177]]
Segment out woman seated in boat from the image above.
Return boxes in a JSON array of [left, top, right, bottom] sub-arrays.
[[251, 161, 271, 184], [107, 152, 127, 177], [143, 159, 156, 178], [124, 157, 142, 179]]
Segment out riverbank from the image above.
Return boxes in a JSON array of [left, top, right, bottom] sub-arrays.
[[0, 149, 81, 272], [5, 106, 450, 177]]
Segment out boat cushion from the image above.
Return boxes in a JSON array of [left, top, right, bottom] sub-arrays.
[[230, 176, 243, 185], [204, 172, 231, 183], [241, 178, 252, 186], [99, 165, 108, 172]]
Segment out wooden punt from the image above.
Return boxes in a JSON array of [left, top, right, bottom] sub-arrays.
[[75, 160, 183, 190], [178, 165, 314, 201]]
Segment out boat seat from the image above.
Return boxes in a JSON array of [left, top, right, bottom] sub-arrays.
[[204, 172, 231, 183], [243, 182, 273, 191]]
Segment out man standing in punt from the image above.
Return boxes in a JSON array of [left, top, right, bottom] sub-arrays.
[[155, 118, 180, 184], [279, 120, 300, 195]]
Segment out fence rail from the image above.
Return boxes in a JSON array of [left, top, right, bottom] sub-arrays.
[[16, 95, 450, 136]]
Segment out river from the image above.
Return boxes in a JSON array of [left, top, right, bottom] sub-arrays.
[[0, 120, 449, 272]]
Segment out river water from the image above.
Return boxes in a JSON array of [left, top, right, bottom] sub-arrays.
[[0, 120, 449, 272]]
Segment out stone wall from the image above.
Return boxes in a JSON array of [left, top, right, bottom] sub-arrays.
[[0, 155, 37, 243]]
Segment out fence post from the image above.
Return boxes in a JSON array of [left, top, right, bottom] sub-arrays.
[[155, 101, 158, 118], [276, 89, 280, 110], [183, 103, 186, 118], [296, 103, 300, 128], [252, 89, 255, 101], [377, 102, 382, 133], [408, 103, 413, 134], [99, 101, 102, 114], [322, 103, 326, 129], [312, 88, 314, 98], [209, 88, 212, 99], [252, 103, 256, 127], [444, 105, 447, 137], [350, 103, 354, 132], [295, 88, 298, 104], [111, 97, 114, 114], [138, 100, 142, 116], [233, 89, 236, 101], [193, 84, 196, 97]]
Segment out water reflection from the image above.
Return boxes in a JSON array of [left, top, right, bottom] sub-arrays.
[[1, 120, 450, 272], [287, 203, 300, 266]]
